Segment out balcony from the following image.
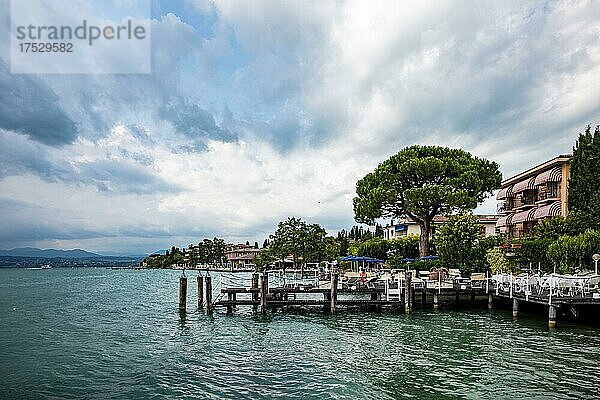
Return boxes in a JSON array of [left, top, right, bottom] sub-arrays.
[[513, 194, 537, 210], [508, 229, 524, 239], [536, 191, 560, 203], [499, 199, 516, 213]]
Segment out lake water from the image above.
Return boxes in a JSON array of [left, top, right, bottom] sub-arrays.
[[1, 267, 599, 399]]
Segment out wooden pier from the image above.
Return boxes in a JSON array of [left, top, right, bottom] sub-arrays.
[[179, 270, 600, 328]]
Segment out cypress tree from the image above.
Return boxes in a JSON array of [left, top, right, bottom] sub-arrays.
[[569, 125, 600, 230]]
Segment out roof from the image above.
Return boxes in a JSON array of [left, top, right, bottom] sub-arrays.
[[501, 155, 571, 187]]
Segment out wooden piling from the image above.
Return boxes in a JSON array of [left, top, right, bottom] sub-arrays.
[[227, 292, 233, 314], [179, 275, 187, 312], [264, 272, 269, 298], [548, 305, 557, 328], [197, 273, 204, 309], [470, 292, 476, 304], [433, 292, 439, 309], [251, 273, 259, 312], [488, 293, 493, 310], [205, 274, 213, 314], [455, 291, 460, 306], [260, 272, 267, 315], [421, 289, 426, 306], [512, 298, 518, 318], [324, 291, 331, 311], [404, 271, 412, 314], [330, 269, 338, 314]]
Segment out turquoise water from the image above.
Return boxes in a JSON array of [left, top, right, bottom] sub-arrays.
[[1, 268, 599, 399]]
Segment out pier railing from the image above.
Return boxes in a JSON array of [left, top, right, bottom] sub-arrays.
[[492, 273, 600, 302], [189, 270, 600, 313], [176, 269, 600, 330]]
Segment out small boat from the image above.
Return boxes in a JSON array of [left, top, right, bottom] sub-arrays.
[[41, 264, 52, 269]]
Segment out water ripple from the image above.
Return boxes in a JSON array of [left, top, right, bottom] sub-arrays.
[[1, 268, 600, 399]]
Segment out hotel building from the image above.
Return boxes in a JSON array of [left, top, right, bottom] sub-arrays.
[[496, 155, 571, 238], [225, 243, 260, 267]]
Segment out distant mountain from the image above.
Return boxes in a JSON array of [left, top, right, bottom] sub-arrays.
[[99, 251, 147, 258], [0, 247, 102, 258]]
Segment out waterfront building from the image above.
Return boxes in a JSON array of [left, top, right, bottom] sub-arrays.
[[496, 154, 571, 238], [383, 214, 499, 240], [225, 243, 260, 267]]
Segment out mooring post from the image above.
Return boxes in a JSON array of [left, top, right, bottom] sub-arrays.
[[488, 293, 493, 310], [399, 274, 403, 302], [455, 291, 460, 306], [205, 274, 213, 314], [197, 273, 204, 309], [260, 272, 267, 315], [251, 272, 259, 312], [324, 291, 331, 311], [421, 289, 426, 306], [227, 291, 233, 314], [548, 305, 557, 328], [470, 292, 476, 304], [404, 270, 412, 314], [433, 292, 439, 309], [264, 271, 269, 297], [512, 298, 519, 318], [330, 269, 338, 314], [179, 273, 187, 312]]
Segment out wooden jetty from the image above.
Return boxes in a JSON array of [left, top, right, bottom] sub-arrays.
[[178, 270, 600, 328]]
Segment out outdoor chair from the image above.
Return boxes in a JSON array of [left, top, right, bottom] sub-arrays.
[[585, 275, 600, 295]]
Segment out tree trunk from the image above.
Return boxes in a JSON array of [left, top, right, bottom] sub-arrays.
[[418, 219, 431, 258]]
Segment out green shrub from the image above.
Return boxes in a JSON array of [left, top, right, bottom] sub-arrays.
[[547, 230, 600, 274], [486, 246, 517, 273], [514, 237, 553, 272]]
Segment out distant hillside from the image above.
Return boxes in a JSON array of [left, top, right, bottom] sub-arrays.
[[0, 247, 102, 258]]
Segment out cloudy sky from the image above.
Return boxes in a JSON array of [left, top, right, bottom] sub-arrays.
[[0, 0, 599, 254]]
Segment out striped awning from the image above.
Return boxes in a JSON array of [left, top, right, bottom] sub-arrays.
[[512, 176, 536, 193], [495, 214, 513, 228], [534, 167, 562, 186], [534, 201, 561, 219], [496, 185, 514, 200], [511, 209, 536, 224]]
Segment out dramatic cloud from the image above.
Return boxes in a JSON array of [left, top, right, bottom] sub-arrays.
[[0, 0, 598, 253], [160, 100, 237, 150], [0, 62, 77, 146]]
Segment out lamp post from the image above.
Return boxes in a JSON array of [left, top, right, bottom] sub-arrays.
[[593, 254, 600, 275]]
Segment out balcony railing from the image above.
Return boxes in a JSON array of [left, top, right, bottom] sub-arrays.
[[508, 229, 524, 239], [538, 191, 560, 201], [514, 195, 537, 208]]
